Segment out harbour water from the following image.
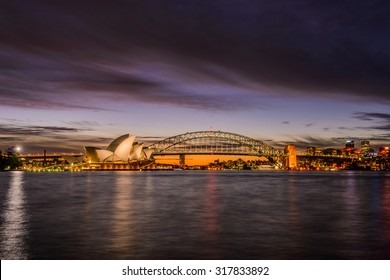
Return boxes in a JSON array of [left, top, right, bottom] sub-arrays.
[[1, 170, 390, 259]]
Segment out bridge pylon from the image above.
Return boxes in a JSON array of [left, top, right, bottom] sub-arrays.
[[179, 154, 185, 169]]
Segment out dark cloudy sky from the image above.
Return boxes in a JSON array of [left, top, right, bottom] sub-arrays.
[[0, 0, 389, 153]]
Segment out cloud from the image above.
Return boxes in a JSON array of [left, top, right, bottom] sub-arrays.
[[369, 133, 390, 141], [0, 136, 24, 142], [0, 48, 254, 111], [1, 0, 390, 113], [273, 133, 389, 151], [0, 124, 85, 136], [353, 112, 390, 121], [0, 122, 113, 152], [0, 122, 95, 151], [276, 136, 343, 150], [338, 126, 354, 130], [305, 122, 315, 128], [353, 112, 390, 130], [64, 121, 100, 127]]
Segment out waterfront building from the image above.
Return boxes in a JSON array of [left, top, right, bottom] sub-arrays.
[[379, 146, 390, 157], [62, 155, 84, 165], [306, 146, 315, 156], [344, 140, 356, 157], [361, 141, 370, 155], [314, 147, 323, 156], [95, 135, 136, 162], [84, 147, 100, 162], [142, 148, 154, 160], [129, 143, 144, 161], [323, 148, 338, 156], [306, 146, 323, 156], [83, 134, 153, 163], [346, 140, 354, 149]]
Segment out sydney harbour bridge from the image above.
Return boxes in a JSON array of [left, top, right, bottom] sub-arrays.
[[147, 130, 284, 167]]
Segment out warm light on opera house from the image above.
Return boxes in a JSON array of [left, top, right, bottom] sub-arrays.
[[62, 134, 154, 169]]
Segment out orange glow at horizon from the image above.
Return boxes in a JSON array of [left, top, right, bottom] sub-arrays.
[[154, 155, 268, 166]]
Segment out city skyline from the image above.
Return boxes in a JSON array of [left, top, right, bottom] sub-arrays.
[[1, 1, 389, 153]]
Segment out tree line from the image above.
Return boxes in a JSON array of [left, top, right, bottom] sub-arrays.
[[0, 147, 22, 170]]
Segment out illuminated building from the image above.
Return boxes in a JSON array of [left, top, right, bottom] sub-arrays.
[[306, 146, 315, 156], [306, 146, 323, 156], [284, 144, 297, 169], [361, 141, 370, 155], [129, 143, 144, 161], [314, 147, 323, 156], [62, 155, 84, 164], [345, 140, 355, 157], [323, 148, 338, 156], [84, 147, 100, 162], [346, 140, 354, 149], [379, 146, 390, 157], [142, 148, 154, 160], [83, 134, 152, 163]]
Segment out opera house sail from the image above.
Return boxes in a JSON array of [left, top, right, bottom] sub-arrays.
[[93, 135, 136, 162]]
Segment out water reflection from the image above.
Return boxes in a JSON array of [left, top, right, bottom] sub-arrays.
[[340, 174, 362, 258], [287, 176, 303, 257], [204, 172, 218, 235], [79, 172, 95, 255], [382, 178, 390, 256], [201, 172, 219, 258], [107, 173, 134, 256], [2, 171, 389, 259], [0, 171, 28, 259]]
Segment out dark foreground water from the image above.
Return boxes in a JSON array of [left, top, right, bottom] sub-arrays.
[[1, 170, 390, 260]]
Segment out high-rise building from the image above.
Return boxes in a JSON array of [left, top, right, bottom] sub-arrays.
[[346, 140, 354, 149], [379, 146, 390, 157], [306, 146, 323, 156], [345, 140, 355, 157], [361, 141, 370, 155], [284, 144, 297, 169], [323, 148, 338, 156], [314, 147, 323, 156], [306, 146, 315, 156]]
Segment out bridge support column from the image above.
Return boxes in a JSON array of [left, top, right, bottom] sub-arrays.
[[283, 145, 297, 169], [179, 154, 186, 169]]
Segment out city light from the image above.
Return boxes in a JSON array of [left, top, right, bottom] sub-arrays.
[[6, 132, 389, 172]]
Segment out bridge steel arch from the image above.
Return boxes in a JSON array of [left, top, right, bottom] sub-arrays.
[[147, 131, 282, 158]]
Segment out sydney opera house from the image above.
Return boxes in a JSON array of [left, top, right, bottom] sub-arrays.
[[63, 134, 154, 170], [84, 134, 153, 163]]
